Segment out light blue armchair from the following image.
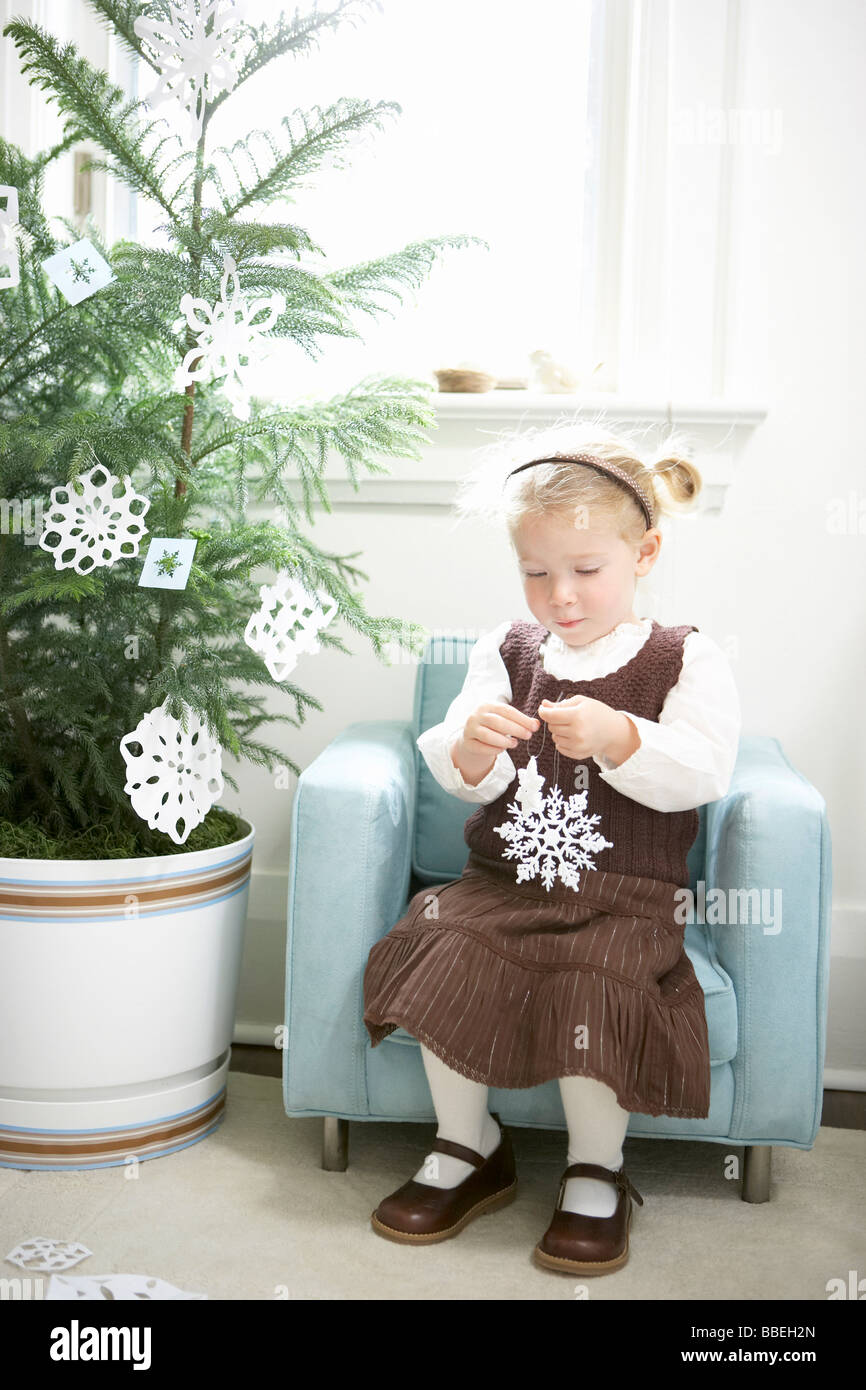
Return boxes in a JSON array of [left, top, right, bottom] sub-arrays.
[[282, 634, 832, 1202]]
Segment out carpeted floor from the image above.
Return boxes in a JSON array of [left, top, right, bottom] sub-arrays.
[[1, 1070, 863, 1300]]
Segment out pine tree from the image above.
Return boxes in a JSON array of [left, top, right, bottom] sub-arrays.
[[0, 0, 486, 856]]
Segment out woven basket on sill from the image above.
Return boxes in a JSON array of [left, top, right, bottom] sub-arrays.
[[433, 368, 497, 393]]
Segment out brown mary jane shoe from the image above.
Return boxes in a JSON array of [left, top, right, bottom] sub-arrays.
[[534, 1161, 644, 1275], [370, 1111, 517, 1244]]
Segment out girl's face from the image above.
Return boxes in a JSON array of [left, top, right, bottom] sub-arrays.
[[514, 511, 661, 647]]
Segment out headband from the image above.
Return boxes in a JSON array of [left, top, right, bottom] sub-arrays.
[[504, 451, 654, 531]]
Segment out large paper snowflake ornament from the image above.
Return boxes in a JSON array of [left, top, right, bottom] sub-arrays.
[[244, 570, 338, 681], [134, 0, 247, 141], [119, 697, 224, 845], [173, 255, 285, 420], [38, 463, 150, 574], [494, 763, 614, 893]]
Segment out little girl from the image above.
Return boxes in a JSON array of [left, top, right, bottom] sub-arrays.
[[362, 421, 741, 1276]]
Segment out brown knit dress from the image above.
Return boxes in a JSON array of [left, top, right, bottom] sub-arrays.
[[362, 619, 712, 1119]]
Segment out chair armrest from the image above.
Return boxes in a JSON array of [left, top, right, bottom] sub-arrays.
[[283, 720, 417, 1116], [702, 736, 833, 1144]]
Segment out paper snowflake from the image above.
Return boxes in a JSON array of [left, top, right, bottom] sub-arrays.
[[494, 766, 614, 893], [134, 0, 247, 141], [5, 1237, 92, 1273], [38, 463, 150, 574], [514, 754, 545, 814], [46, 1273, 207, 1300], [0, 184, 21, 289], [119, 697, 224, 845], [173, 254, 285, 420], [244, 570, 338, 681]]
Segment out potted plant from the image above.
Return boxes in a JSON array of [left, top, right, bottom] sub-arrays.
[[0, 0, 483, 1169]]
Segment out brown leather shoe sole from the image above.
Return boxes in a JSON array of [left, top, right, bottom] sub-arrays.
[[370, 1112, 517, 1245], [533, 1161, 644, 1276]]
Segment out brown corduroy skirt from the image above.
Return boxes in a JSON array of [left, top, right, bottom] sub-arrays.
[[362, 850, 711, 1119]]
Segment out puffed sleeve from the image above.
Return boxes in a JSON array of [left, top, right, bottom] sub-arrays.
[[415, 619, 519, 804], [591, 632, 741, 812]]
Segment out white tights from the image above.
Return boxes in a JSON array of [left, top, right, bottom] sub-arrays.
[[414, 1044, 631, 1217]]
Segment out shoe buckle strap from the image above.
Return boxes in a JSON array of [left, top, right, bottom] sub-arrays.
[[558, 1163, 644, 1208], [429, 1136, 486, 1169]]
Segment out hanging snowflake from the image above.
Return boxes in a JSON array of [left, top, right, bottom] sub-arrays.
[[119, 697, 224, 846], [173, 254, 285, 420], [494, 763, 614, 893], [514, 754, 545, 814], [38, 463, 150, 574], [133, 0, 247, 141], [244, 570, 338, 681]]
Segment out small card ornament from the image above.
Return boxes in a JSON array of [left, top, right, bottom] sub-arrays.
[[494, 759, 614, 893], [119, 697, 224, 845], [41, 237, 114, 305], [0, 185, 22, 289], [244, 570, 338, 681], [134, 0, 247, 142], [5, 1237, 92, 1273], [173, 253, 285, 420], [138, 536, 198, 589], [38, 463, 150, 574]]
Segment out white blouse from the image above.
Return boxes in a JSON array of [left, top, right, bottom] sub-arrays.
[[416, 617, 742, 814]]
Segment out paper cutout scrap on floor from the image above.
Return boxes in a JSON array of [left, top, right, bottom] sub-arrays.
[[5, 1237, 92, 1272], [46, 1273, 207, 1300]]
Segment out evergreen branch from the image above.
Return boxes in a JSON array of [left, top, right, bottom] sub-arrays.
[[208, 0, 386, 121], [83, 0, 163, 75], [2, 18, 178, 220], [323, 234, 491, 318], [221, 97, 401, 217]]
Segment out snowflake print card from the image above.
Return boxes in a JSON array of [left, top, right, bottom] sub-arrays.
[[138, 536, 198, 590], [41, 238, 114, 305]]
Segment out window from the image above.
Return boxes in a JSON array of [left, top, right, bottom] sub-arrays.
[[130, 0, 600, 401]]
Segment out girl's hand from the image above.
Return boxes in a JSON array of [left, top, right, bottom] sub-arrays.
[[537, 695, 639, 763], [462, 702, 540, 755], [451, 702, 541, 788]]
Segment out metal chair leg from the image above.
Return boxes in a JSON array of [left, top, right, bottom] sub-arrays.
[[322, 1116, 349, 1171], [742, 1144, 771, 1202]]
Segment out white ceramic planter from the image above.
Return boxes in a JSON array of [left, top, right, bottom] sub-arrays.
[[0, 814, 254, 1170]]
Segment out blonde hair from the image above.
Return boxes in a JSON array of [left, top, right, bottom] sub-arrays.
[[452, 415, 702, 547]]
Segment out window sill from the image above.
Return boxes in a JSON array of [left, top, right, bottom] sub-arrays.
[[265, 389, 767, 513], [430, 390, 768, 427]]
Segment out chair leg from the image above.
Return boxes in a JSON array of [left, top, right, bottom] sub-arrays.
[[741, 1144, 771, 1202], [322, 1116, 349, 1171]]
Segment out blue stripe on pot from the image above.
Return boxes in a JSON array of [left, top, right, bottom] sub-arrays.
[[0, 847, 252, 921], [0, 1089, 227, 1169]]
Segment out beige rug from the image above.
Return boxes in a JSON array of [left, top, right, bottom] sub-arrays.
[[1, 1071, 862, 1301]]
